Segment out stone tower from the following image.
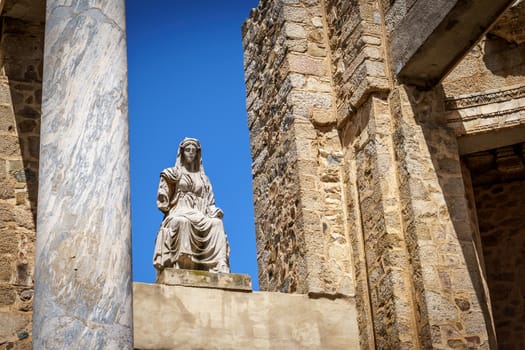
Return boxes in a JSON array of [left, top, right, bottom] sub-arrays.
[[243, 0, 524, 348]]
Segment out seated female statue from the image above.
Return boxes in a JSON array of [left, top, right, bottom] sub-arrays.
[[153, 137, 230, 273]]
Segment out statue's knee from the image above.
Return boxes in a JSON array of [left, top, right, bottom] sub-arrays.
[[169, 216, 189, 229], [211, 217, 223, 227]]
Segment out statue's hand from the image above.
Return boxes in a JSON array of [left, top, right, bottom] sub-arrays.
[[157, 193, 170, 212], [209, 207, 224, 219]]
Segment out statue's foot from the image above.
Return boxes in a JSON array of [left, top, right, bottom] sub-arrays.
[[210, 261, 230, 274]]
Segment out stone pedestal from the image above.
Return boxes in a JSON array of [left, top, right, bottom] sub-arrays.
[[32, 1, 133, 348], [133, 282, 359, 350], [157, 268, 252, 292]]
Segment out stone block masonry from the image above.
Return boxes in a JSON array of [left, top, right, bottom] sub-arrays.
[[243, 0, 354, 298], [243, 0, 525, 349], [0, 15, 44, 350], [464, 143, 525, 350]]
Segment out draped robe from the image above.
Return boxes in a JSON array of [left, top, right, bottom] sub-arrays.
[[153, 167, 230, 273]]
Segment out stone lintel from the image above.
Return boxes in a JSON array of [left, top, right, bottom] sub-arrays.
[[390, 0, 515, 87], [156, 268, 253, 292], [457, 125, 525, 155]]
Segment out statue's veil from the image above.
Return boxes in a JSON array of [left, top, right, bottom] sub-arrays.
[[174, 137, 207, 184]]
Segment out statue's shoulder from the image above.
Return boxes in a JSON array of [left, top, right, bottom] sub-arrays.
[[160, 167, 179, 181]]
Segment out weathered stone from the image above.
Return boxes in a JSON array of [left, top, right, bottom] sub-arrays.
[[0, 179, 16, 199], [285, 22, 307, 39], [0, 108, 16, 133], [27, 137, 39, 159], [0, 313, 28, 339], [17, 331, 29, 340], [243, 2, 525, 348], [16, 263, 30, 286], [307, 43, 326, 57], [19, 290, 33, 301], [15, 106, 39, 119], [0, 10, 43, 350], [283, 6, 309, 23], [0, 135, 21, 157], [0, 286, 17, 305], [157, 268, 252, 292], [15, 191, 27, 205], [134, 282, 359, 350], [310, 110, 336, 126], [0, 256, 12, 282], [489, 1, 525, 45], [288, 53, 327, 76], [0, 229, 17, 254]]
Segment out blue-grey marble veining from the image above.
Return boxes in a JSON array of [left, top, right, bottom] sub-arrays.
[[33, 1, 133, 348]]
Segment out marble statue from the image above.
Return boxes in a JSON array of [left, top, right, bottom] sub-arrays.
[[153, 137, 231, 274]]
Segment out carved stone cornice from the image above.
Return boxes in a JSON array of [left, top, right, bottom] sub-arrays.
[[445, 85, 525, 110]]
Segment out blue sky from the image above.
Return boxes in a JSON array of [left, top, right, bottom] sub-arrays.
[[126, 1, 261, 289]]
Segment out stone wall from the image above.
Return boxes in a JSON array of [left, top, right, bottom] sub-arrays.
[[476, 179, 525, 350], [340, 94, 421, 349], [0, 14, 44, 349], [242, 0, 354, 297], [324, 0, 389, 114], [464, 143, 525, 350], [133, 282, 359, 350], [389, 85, 493, 349], [242, 0, 525, 349]]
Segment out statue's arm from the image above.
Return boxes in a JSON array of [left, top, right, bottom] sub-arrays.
[[156, 176, 171, 213], [204, 177, 224, 218], [157, 167, 180, 213]]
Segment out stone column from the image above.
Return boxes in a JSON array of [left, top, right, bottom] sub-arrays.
[[32, 1, 133, 348]]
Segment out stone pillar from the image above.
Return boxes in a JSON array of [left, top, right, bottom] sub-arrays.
[[32, 1, 133, 348], [242, 0, 354, 297]]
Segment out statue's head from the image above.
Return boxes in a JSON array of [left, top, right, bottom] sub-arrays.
[[177, 137, 202, 169]]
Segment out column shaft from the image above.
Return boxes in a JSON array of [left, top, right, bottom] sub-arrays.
[[33, 1, 133, 348]]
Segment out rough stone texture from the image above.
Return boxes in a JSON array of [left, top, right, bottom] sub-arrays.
[[337, 86, 493, 349], [0, 11, 43, 350], [340, 94, 420, 349], [157, 268, 252, 292], [464, 144, 525, 350], [490, 0, 525, 45], [325, 0, 390, 115], [133, 282, 359, 350], [389, 85, 493, 349], [441, 13, 525, 348], [242, 0, 354, 297], [243, 1, 525, 349], [32, 1, 133, 348]]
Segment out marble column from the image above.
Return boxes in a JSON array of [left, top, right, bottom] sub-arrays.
[[33, 1, 133, 348]]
